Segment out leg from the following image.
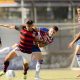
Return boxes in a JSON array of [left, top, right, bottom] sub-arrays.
[[35, 60, 41, 80], [74, 45, 80, 77], [32, 46, 46, 80], [21, 53, 31, 80], [70, 45, 80, 68], [4, 51, 17, 73], [23, 62, 29, 80], [0, 50, 17, 76], [32, 52, 43, 80]]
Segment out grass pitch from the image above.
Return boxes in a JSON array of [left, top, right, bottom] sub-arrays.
[[0, 69, 80, 80]]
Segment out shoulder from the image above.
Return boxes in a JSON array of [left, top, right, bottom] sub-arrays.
[[39, 27, 49, 32], [15, 24, 26, 31], [32, 29, 38, 35]]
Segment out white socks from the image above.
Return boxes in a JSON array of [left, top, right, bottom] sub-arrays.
[[35, 61, 41, 78]]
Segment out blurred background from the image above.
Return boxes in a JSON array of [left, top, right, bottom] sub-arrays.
[[0, 0, 80, 69]]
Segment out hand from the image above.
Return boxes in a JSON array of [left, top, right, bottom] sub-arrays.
[[68, 42, 74, 48], [0, 24, 15, 29], [38, 43, 45, 47], [9, 25, 15, 29]]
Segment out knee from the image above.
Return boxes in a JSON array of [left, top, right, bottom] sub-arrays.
[[23, 63, 29, 68], [24, 63, 28, 66]]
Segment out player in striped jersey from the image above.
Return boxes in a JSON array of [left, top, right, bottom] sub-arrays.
[[0, 25, 58, 80], [0, 20, 58, 80], [0, 19, 43, 80], [32, 26, 58, 80], [0, 26, 58, 80]]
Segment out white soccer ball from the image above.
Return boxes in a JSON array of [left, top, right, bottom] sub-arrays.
[[6, 70, 15, 78]]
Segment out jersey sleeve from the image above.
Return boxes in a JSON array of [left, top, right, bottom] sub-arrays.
[[15, 25, 22, 31], [15, 25, 26, 31]]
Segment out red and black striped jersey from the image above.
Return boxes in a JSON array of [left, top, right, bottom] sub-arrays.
[[18, 26, 38, 54]]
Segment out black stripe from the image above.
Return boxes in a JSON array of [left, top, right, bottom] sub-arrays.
[[20, 31, 34, 39], [19, 46, 32, 53], [20, 49, 32, 54], [19, 45, 32, 50], [20, 38, 33, 43], [20, 41, 32, 46]]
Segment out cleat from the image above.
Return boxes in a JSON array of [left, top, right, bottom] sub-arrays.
[[0, 71, 5, 76], [77, 75, 80, 77]]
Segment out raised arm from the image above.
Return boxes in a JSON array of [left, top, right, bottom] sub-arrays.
[[0, 24, 23, 31], [68, 8, 80, 48], [12, 43, 18, 48], [69, 32, 80, 48], [0, 24, 15, 29]]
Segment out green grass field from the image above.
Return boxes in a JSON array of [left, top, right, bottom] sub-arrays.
[[0, 69, 80, 80]]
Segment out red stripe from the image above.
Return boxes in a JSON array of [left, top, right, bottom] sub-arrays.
[[21, 29, 33, 37], [20, 34, 34, 41], [20, 40, 32, 45], [19, 44, 32, 48]]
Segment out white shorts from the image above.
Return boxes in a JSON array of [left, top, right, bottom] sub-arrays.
[[11, 47, 31, 63]]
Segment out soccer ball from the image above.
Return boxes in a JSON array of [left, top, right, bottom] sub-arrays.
[[6, 70, 15, 78]]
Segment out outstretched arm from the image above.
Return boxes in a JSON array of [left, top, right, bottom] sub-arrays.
[[0, 24, 16, 29], [69, 32, 80, 48], [12, 43, 18, 48], [69, 8, 80, 48], [0, 24, 23, 31]]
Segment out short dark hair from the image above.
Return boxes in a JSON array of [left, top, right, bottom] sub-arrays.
[[53, 26, 59, 32], [26, 20, 34, 25]]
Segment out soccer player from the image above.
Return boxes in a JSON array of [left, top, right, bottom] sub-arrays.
[[69, 33, 80, 77], [0, 25, 58, 80], [0, 21, 58, 80], [0, 19, 41, 80], [32, 26, 59, 80], [68, 8, 80, 77]]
